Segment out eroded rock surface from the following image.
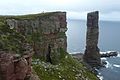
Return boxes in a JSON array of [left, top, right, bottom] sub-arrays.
[[6, 12, 67, 64], [83, 11, 101, 67], [0, 52, 32, 80]]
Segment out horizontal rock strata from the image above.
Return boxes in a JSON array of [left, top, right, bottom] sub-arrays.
[[83, 11, 101, 67], [6, 12, 67, 64]]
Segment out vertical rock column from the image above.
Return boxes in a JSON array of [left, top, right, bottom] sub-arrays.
[[83, 11, 101, 67]]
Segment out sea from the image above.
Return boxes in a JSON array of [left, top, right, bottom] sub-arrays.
[[66, 19, 120, 80]]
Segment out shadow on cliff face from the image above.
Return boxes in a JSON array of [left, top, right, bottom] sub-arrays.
[[46, 44, 52, 64]]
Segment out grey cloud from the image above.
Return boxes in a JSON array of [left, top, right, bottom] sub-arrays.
[[0, 0, 120, 20]]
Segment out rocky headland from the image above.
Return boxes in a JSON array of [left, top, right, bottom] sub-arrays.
[[0, 11, 99, 80]]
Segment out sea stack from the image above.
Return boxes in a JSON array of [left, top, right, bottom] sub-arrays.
[[83, 11, 101, 67]]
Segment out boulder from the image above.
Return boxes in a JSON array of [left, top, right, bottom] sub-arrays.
[[0, 52, 16, 80], [101, 51, 118, 57], [14, 58, 28, 80], [0, 51, 32, 80]]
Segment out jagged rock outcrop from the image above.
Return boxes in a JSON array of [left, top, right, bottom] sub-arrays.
[[83, 11, 101, 67], [101, 51, 118, 57], [6, 12, 67, 64], [0, 43, 34, 80], [0, 36, 34, 80]]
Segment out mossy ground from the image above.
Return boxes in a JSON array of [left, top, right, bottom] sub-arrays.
[[0, 12, 62, 20], [0, 18, 26, 54], [32, 53, 98, 80]]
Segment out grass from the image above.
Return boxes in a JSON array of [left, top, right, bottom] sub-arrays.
[[0, 11, 63, 20], [32, 51, 98, 80], [0, 20, 26, 54], [58, 32, 66, 38]]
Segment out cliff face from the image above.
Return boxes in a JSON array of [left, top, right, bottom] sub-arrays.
[[0, 11, 99, 80], [0, 12, 67, 80], [6, 12, 67, 64]]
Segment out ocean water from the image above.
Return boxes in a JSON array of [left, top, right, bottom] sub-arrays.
[[66, 20, 120, 80]]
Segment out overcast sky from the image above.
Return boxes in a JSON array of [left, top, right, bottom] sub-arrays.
[[0, 0, 120, 21]]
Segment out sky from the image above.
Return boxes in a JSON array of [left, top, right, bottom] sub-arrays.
[[0, 0, 120, 21]]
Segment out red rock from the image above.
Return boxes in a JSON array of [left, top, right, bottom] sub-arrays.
[[26, 57, 32, 76], [0, 52, 15, 80], [0, 52, 32, 80], [15, 58, 28, 80]]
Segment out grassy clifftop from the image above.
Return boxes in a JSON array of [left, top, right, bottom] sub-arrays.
[[0, 12, 62, 20], [32, 49, 98, 80]]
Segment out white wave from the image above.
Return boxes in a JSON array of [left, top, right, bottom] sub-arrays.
[[100, 51, 115, 54], [105, 61, 113, 69], [97, 75, 103, 80], [100, 51, 106, 54], [101, 57, 107, 61], [107, 51, 116, 53], [96, 69, 103, 80], [113, 64, 120, 68], [69, 52, 81, 54], [117, 52, 120, 57]]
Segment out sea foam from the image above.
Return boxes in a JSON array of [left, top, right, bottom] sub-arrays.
[[113, 64, 120, 68]]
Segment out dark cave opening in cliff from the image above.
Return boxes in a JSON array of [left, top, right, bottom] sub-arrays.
[[46, 44, 52, 64]]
